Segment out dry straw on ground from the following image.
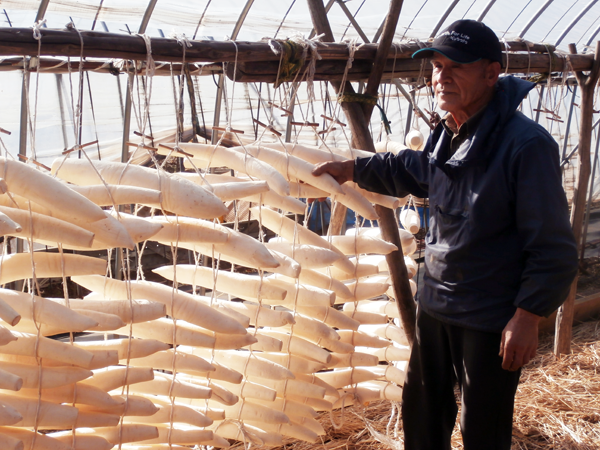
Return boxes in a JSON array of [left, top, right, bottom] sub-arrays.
[[244, 320, 600, 450]]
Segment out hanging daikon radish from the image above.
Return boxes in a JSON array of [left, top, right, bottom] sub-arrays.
[[293, 372, 339, 398], [191, 349, 294, 381], [253, 399, 317, 427], [82, 366, 154, 392], [1, 332, 94, 367], [107, 210, 163, 243], [0, 428, 72, 450], [51, 298, 166, 324], [0, 393, 78, 428], [257, 207, 355, 274], [67, 183, 162, 206], [149, 215, 229, 245], [248, 332, 284, 352], [139, 425, 214, 446], [206, 301, 250, 327], [171, 143, 290, 196], [315, 336, 355, 354], [288, 416, 326, 436], [262, 277, 335, 307], [326, 145, 374, 160], [387, 279, 417, 298], [211, 181, 271, 202], [222, 302, 294, 328], [3, 157, 107, 223], [258, 330, 331, 364], [327, 352, 379, 369], [342, 310, 388, 325], [316, 368, 381, 389], [0, 298, 20, 326], [0, 252, 106, 285], [113, 318, 214, 348], [361, 344, 411, 362], [330, 183, 378, 220], [47, 432, 113, 450], [72, 275, 247, 335], [0, 325, 17, 345], [0, 361, 91, 389], [17, 382, 122, 408], [366, 365, 406, 385], [278, 313, 340, 342], [0, 402, 22, 426], [265, 239, 341, 269], [0, 368, 22, 391], [329, 235, 397, 256], [217, 379, 277, 402], [295, 305, 359, 331], [75, 410, 120, 428], [0, 432, 22, 450], [287, 180, 329, 199], [126, 349, 215, 374], [337, 279, 390, 303], [52, 158, 227, 220], [316, 261, 379, 281], [76, 425, 159, 445], [74, 338, 169, 360], [154, 265, 287, 302], [256, 352, 326, 374], [206, 421, 283, 447], [268, 249, 302, 278], [127, 401, 212, 427], [0, 349, 116, 371], [244, 190, 307, 214], [206, 361, 243, 384], [271, 269, 352, 299], [360, 323, 409, 346], [246, 420, 319, 443], [0, 205, 94, 248], [127, 373, 213, 400], [350, 182, 405, 210], [343, 383, 402, 404], [400, 208, 421, 234], [78, 395, 158, 417], [285, 395, 333, 412], [72, 309, 125, 331], [263, 141, 342, 164], [208, 399, 289, 425], [337, 330, 390, 348], [343, 300, 401, 319], [187, 379, 238, 405]]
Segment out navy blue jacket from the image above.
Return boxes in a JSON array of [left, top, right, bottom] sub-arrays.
[[354, 77, 578, 332]]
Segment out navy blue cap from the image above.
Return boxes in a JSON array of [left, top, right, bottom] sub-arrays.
[[412, 20, 503, 65]]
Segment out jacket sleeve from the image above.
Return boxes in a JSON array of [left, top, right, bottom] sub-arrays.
[[353, 148, 430, 199], [511, 135, 578, 317]]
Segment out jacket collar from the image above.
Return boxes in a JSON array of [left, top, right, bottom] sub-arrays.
[[428, 77, 536, 170]]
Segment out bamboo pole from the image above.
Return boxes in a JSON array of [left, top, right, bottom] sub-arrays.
[[307, 0, 416, 344], [554, 41, 600, 355]]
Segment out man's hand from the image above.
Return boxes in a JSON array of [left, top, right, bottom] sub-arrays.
[[499, 308, 541, 371], [312, 160, 354, 185]]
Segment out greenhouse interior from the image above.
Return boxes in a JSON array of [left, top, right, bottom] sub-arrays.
[[0, 1, 598, 449]]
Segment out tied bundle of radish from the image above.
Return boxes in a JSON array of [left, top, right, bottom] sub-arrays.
[[0, 142, 418, 448]]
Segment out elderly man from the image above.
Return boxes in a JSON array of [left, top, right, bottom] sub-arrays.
[[312, 20, 578, 450]]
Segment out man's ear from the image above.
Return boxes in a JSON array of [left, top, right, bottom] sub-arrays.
[[486, 61, 501, 86]]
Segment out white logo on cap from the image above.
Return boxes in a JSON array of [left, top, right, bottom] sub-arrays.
[[438, 30, 470, 45]]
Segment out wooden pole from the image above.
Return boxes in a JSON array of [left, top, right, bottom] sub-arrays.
[[554, 41, 600, 355], [307, 0, 416, 344]]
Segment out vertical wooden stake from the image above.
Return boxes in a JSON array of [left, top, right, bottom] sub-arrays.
[[554, 41, 600, 355]]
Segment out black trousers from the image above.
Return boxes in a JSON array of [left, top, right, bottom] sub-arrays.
[[402, 308, 521, 450]]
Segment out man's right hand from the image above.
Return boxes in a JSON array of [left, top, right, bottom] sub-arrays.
[[311, 160, 354, 185]]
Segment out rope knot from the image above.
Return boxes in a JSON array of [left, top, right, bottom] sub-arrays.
[[32, 19, 46, 40]]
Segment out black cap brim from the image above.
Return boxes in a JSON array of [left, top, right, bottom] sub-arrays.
[[412, 46, 482, 64]]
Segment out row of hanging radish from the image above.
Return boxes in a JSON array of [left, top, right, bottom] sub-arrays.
[[0, 138, 420, 450]]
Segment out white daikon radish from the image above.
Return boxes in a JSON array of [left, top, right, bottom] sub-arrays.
[[366, 364, 406, 385], [0, 368, 22, 391], [3, 157, 106, 222], [128, 373, 213, 400], [68, 183, 162, 206], [0, 298, 20, 326], [0, 253, 106, 285], [265, 141, 342, 164], [212, 180, 270, 201], [360, 323, 409, 346], [1, 332, 94, 367], [173, 143, 290, 196], [149, 215, 229, 245], [279, 314, 340, 342], [244, 190, 307, 214], [52, 158, 227, 219], [256, 353, 326, 374], [387, 279, 418, 297], [0, 402, 22, 426], [289, 416, 326, 436], [108, 210, 163, 243], [330, 183, 378, 220], [206, 421, 283, 447], [337, 330, 391, 348], [114, 318, 215, 348], [329, 235, 397, 256], [51, 298, 166, 324], [0, 325, 17, 345], [343, 299, 401, 318], [316, 261, 379, 280], [0, 427, 72, 450], [268, 249, 302, 278], [208, 361, 244, 384], [405, 129, 425, 150], [222, 302, 294, 327], [249, 332, 284, 352], [79, 395, 158, 417], [191, 349, 294, 381], [253, 397, 318, 419], [315, 336, 355, 354], [300, 305, 361, 331], [257, 207, 355, 274], [218, 378, 277, 402], [265, 239, 341, 268], [0, 432, 23, 450], [293, 372, 339, 398], [0, 361, 91, 389], [262, 277, 335, 307], [288, 180, 329, 198], [74, 309, 125, 331], [343, 310, 388, 325], [0, 205, 94, 248], [0, 393, 78, 428], [73, 275, 246, 335], [400, 208, 421, 234], [18, 382, 122, 408], [327, 352, 379, 369], [272, 269, 352, 299], [375, 140, 406, 154], [128, 399, 212, 427], [74, 338, 169, 360], [141, 425, 213, 445], [79, 425, 159, 445], [154, 265, 287, 302], [47, 433, 113, 450], [211, 399, 289, 425], [286, 395, 333, 412], [246, 420, 319, 443], [82, 366, 154, 392], [75, 410, 120, 428], [364, 344, 411, 362], [351, 182, 404, 209], [259, 330, 331, 364], [126, 349, 215, 374], [316, 368, 380, 389], [189, 379, 238, 405], [337, 279, 390, 303]]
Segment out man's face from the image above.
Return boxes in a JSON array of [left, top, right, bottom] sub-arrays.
[[431, 54, 498, 123]]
